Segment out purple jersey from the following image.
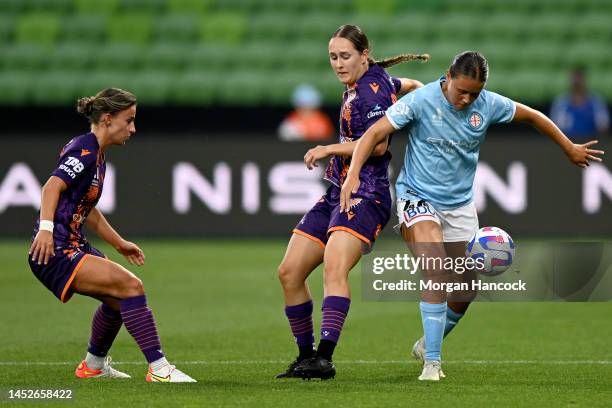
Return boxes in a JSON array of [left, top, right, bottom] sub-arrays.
[[33, 132, 106, 248], [324, 64, 400, 200]]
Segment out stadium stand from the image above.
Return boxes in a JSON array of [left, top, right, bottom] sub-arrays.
[[0, 0, 610, 106]]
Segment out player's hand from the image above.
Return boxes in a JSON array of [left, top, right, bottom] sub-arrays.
[[340, 172, 360, 213], [566, 140, 604, 168], [304, 145, 330, 170], [29, 230, 55, 265], [116, 240, 145, 266]]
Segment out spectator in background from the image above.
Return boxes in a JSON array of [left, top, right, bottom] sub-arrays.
[[278, 84, 334, 141], [550, 67, 610, 140]]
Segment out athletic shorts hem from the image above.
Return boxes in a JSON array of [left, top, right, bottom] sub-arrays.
[[328, 226, 372, 247], [60, 254, 90, 303], [292, 228, 326, 249]]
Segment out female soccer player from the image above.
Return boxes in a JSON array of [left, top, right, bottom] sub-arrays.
[[276, 25, 428, 379], [28, 88, 196, 383], [340, 51, 605, 381]]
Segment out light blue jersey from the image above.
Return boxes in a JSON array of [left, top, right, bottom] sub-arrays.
[[386, 77, 516, 210]]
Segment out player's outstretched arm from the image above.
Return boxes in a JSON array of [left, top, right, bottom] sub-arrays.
[[397, 78, 424, 96], [303, 137, 389, 170], [340, 116, 396, 212], [29, 176, 67, 265], [512, 102, 605, 168], [86, 207, 145, 266]]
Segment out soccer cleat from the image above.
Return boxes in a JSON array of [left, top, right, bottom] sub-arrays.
[[146, 365, 197, 383], [75, 356, 130, 379], [418, 360, 444, 381], [294, 356, 336, 380], [412, 337, 445, 378], [275, 356, 308, 378], [411, 337, 425, 364]]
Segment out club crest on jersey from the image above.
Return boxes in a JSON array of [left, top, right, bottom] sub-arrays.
[[468, 112, 483, 129]]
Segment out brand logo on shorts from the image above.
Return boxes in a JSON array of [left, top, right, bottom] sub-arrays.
[[468, 112, 483, 129]]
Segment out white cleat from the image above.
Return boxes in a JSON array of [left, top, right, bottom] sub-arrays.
[[146, 365, 197, 383], [412, 337, 445, 378], [75, 356, 131, 379], [412, 337, 425, 364], [418, 360, 445, 381]]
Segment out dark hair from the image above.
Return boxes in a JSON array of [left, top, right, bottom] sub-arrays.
[[76, 88, 137, 124], [332, 24, 429, 68], [449, 51, 488, 82]]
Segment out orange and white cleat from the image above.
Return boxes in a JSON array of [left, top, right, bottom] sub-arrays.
[[75, 356, 130, 379], [146, 365, 196, 383]]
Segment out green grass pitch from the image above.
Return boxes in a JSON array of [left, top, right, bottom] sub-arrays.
[[1, 240, 611, 407]]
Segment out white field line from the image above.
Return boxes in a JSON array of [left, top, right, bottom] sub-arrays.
[[0, 360, 610, 366]]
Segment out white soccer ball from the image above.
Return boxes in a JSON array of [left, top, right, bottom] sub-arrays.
[[466, 226, 515, 276]]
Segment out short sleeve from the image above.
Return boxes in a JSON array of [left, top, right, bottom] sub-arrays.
[[51, 148, 96, 187], [487, 90, 516, 124], [390, 77, 402, 94], [386, 93, 418, 130]]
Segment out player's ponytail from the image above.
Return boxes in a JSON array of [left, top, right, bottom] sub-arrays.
[[76, 88, 137, 125], [332, 25, 429, 69], [76, 96, 95, 118], [449, 51, 488, 82], [368, 54, 430, 69]]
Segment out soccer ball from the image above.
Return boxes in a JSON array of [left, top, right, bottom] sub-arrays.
[[466, 226, 515, 276]]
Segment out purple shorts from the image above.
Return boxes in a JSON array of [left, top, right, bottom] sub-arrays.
[[28, 242, 106, 303], [294, 185, 391, 252]]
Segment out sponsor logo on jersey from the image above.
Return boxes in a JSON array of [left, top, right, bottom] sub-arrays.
[[427, 137, 479, 154], [72, 213, 85, 224], [60, 157, 85, 179], [431, 107, 444, 127], [468, 111, 483, 129], [367, 104, 385, 119], [369, 82, 379, 93]]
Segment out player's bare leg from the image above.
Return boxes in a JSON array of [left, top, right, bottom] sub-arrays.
[[71, 256, 196, 382], [295, 231, 362, 380], [276, 234, 324, 378], [278, 233, 324, 306]]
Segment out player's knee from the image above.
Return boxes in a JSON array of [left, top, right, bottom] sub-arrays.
[[278, 262, 301, 289], [121, 275, 145, 298]]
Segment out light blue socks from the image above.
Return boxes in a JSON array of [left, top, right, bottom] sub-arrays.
[[420, 301, 447, 361]]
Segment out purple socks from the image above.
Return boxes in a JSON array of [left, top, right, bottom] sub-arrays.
[[320, 296, 351, 344], [87, 303, 122, 357], [119, 295, 164, 363], [285, 300, 315, 354]]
